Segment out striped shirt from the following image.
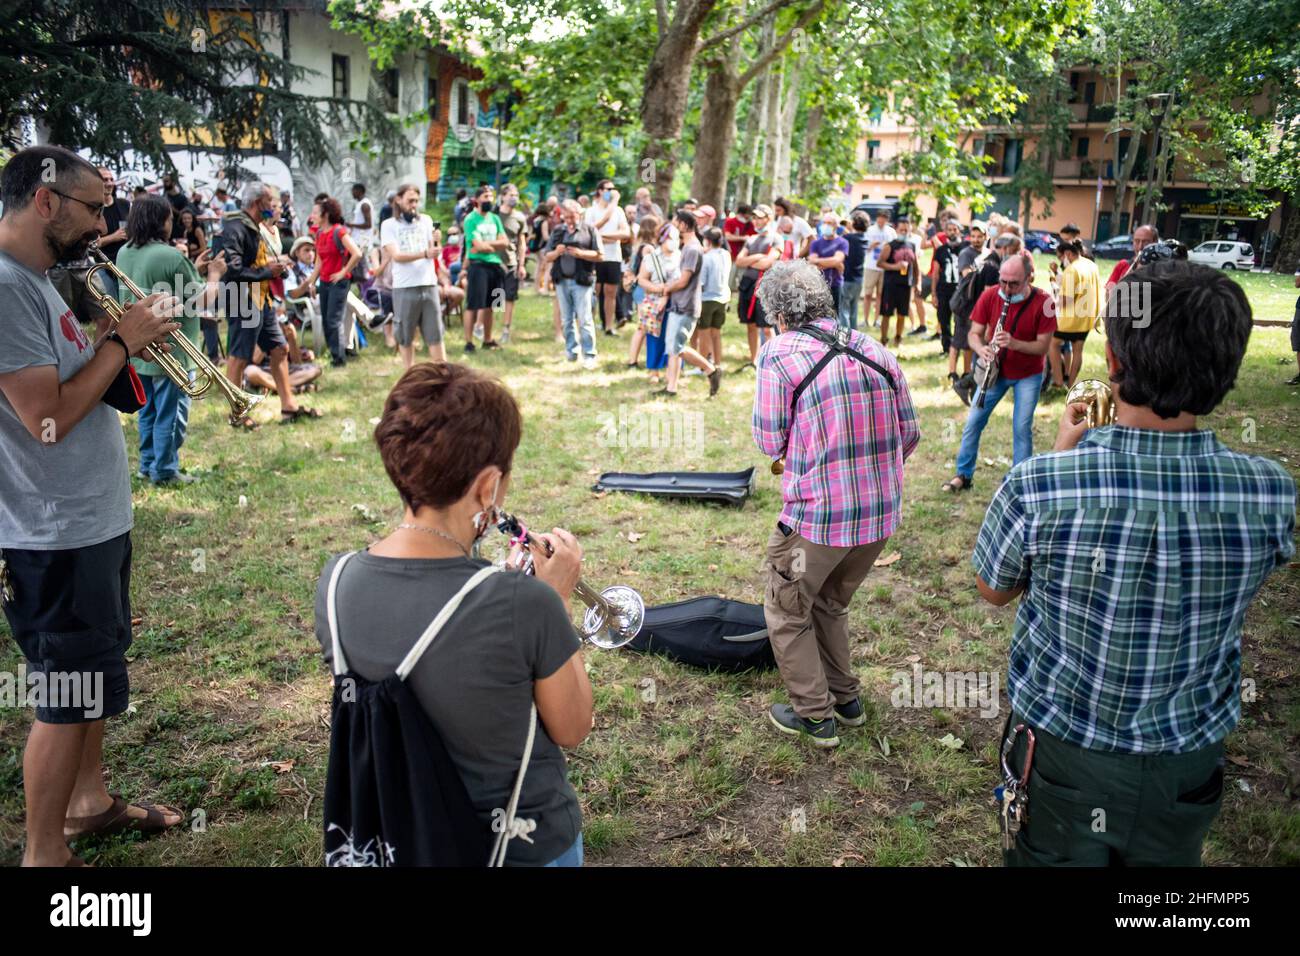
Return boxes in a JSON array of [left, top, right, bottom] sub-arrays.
[[973, 426, 1296, 754], [752, 317, 920, 547]]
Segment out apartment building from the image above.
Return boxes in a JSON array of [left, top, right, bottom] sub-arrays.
[[852, 67, 1282, 251]]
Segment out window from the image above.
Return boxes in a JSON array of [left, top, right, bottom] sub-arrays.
[[427, 76, 439, 119], [456, 81, 470, 127], [866, 140, 881, 161], [332, 54, 350, 100], [1075, 137, 1089, 159], [1070, 72, 1080, 92], [1084, 81, 1096, 105], [379, 68, 399, 113]]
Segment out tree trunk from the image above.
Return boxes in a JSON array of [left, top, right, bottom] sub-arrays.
[[760, 58, 783, 192], [1110, 125, 1146, 230], [773, 51, 804, 197], [638, 0, 720, 211], [735, 65, 767, 205], [795, 104, 822, 195], [690, 64, 741, 210], [1274, 189, 1300, 273]]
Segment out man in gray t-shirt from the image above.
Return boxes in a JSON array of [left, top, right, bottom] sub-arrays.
[[0, 145, 182, 866], [645, 210, 722, 398]]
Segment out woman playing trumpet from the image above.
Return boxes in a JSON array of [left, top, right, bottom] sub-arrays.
[[314, 363, 592, 866]]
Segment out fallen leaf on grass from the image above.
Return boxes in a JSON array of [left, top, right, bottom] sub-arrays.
[[627, 531, 644, 542], [832, 852, 866, 867], [873, 552, 901, 568], [1226, 755, 1251, 768], [267, 760, 296, 774], [877, 735, 890, 757], [938, 733, 964, 750]]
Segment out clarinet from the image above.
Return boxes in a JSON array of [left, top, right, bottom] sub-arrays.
[[972, 298, 1011, 409]]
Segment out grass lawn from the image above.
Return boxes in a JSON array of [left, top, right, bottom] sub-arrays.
[[2, 272, 1298, 867]]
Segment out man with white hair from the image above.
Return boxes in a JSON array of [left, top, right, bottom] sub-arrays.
[[752, 258, 919, 748], [942, 252, 1053, 493], [633, 187, 662, 224]]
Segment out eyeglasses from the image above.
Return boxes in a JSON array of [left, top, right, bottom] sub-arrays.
[[47, 188, 105, 218]]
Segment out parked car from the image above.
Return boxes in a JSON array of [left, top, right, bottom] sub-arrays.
[[1188, 240, 1255, 270], [850, 200, 900, 223], [1091, 234, 1134, 259], [1024, 230, 1058, 253]]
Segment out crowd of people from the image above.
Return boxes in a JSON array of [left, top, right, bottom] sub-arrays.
[[2, 144, 1294, 872]]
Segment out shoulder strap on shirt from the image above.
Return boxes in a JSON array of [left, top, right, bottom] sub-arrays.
[[788, 325, 898, 417], [326, 552, 358, 676], [395, 564, 501, 680]]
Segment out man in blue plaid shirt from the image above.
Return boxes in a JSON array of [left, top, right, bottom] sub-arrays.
[[973, 261, 1295, 866]]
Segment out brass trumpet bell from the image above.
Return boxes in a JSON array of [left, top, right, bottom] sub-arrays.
[[85, 245, 263, 426], [1065, 379, 1116, 428]]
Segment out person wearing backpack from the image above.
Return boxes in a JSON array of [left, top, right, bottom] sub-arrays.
[[315, 363, 592, 866]]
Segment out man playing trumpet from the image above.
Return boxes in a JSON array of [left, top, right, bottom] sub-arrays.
[[972, 262, 1295, 866], [0, 146, 186, 865]]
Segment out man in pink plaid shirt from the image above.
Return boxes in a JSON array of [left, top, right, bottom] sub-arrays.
[[751, 259, 920, 748]]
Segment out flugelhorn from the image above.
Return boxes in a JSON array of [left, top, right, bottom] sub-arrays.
[[496, 512, 645, 649], [1065, 378, 1116, 428], [85, 245, 263, 426]]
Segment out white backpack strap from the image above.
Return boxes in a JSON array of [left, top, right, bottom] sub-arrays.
[[395, 565, 500, 680], [488, 703, 539, 868], [325, 552, 358, 676]]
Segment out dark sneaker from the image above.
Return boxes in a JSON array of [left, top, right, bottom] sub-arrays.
[[463, 342, 477, 353], [768, 703, 839, 748], [153, 473, 199, 487], [906, 326, 927, 337], [708, 366, 723, 397], [1287, 374, 1300, 386], [651, 388, 678, 400], [953, 375, 973, 407], [833, 697, 867, 727]]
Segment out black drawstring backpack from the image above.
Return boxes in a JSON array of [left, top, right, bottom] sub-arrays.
[[322, 553, 538, 867]]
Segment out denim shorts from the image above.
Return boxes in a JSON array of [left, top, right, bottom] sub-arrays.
[[543, 833, 584, 867], [665, 310, 696, 355]]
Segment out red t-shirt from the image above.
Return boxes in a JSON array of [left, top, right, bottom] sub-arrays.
[[969, 286, 1056, 380], [724, 216, 755, 260], [1107, 259, 1131, 286], [317, 224, 350, 280]]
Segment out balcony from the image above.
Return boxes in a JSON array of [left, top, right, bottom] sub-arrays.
[[1055, 158, 1082, 177]]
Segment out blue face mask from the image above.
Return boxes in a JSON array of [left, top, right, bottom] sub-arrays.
[[261, 207, 275, 220], [818, 224, 834, 239], [999, 287, 1028, 304]]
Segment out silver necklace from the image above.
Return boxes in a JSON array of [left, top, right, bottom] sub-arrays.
[[397, 523, 469, 557]]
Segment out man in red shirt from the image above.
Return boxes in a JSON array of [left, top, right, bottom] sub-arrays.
[[1106, 224, 1159, 290], [724, 205, 755, 269], [942, 252, 1055, 492]]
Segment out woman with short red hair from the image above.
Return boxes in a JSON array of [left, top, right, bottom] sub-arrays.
[[314, 363, 592, 866]]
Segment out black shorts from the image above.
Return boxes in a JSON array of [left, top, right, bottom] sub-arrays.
[[1054, 330, 1089, 342], [465, 260, 506, 311], [879, 283, 911, 317], [595, 261, 622, 286], [737, 273, 770, 327], [1, 532, 133, 723], [952, 310, 972, 351], [1291, 301, 1300, 352], [227, 300, 288, 361], [503, 271, 520, 303]]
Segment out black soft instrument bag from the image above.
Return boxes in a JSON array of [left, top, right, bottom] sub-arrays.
[[627, 596, 776, 672]]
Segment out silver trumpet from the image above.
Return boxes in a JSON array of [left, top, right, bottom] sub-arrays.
[[496, 512, 645, 649]]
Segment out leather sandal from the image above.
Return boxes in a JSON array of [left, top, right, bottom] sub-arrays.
[[64, 793, 182, 841], [942, 475, 973, 493], [231, 415, 261, 431], [280, 406, 322, 424]]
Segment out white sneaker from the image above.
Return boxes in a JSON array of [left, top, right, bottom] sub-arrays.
[[500, 327, 511, 345], [474, 322, 484, 340], [582, 357, 598, 371], [687, 367, 705, 376]]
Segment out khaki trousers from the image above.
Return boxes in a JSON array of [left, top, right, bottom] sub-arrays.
[[764, 523, 888, 719]]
